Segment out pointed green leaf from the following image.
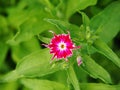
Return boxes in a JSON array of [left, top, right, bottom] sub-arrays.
[[38, 35, 51, 44], [11, 37, 41, 62], [0, 81, 19, 90], [81, 55, 112, 84], [16, 49, 53, 76], [80, 83, 120, 90], [65, 0, 97, 19], [0, 70, 20, 83], [21, 79, 69, 90], [93, 39, 120, 68], [1, 49, 64, 82], [90, 1, 120, 43], [79, 11, 90, 27], [45, 18, 68, 31]]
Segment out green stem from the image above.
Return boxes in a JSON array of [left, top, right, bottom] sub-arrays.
[[67, 65, 80, 90]]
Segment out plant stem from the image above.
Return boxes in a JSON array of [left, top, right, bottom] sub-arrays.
[[67, 65, 80, 90]]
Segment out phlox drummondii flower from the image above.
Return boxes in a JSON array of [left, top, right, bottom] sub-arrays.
[[43, 31, 82, 66]]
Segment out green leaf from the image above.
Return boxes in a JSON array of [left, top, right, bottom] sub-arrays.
[[80, 83, 120, 90], [79, 11, 90, 27], [0, 15, 8, 29], [66, 0, 97, 19], [7, 2, 55, 45], [0, 81, 19, 90], [0, 16, 9, 69], [7, 0, 44, 28], [0, 70, 20, 83], [0, 15, 9, 41], [0, 42, 8, 68], [11, 37, 41, 62], [90, 1, 120, 43], [93, 39, 120, 68], [45, 18, 68, 31], [67, 65, 80, 90], [81, 55, 112, 84], [1, 49, 64, 82], [7, 6, 28, 28], [21, 79, 69, 90], [38, 35, 51, 44]]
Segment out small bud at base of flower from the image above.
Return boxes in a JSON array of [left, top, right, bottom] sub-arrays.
[[77, 56, 82, 66]]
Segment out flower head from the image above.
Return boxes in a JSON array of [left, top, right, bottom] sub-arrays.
[[43, 31, 81, 65]]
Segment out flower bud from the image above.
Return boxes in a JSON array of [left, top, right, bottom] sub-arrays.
[[77, 56, 82, 66]]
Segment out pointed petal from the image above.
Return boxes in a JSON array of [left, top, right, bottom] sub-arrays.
[[51, 54, 56, 60], [41, 44, 49, 48], [73, 46, 81, 50]]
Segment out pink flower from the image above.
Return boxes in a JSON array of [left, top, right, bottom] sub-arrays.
[[43, 31, 81, 65]]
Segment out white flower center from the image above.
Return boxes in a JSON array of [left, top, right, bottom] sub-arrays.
[[58, 42, 66, 50]]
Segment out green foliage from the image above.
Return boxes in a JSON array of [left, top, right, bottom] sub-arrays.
[[11, 37, 41, 62], [0, 42, 8, 68], [90, 1, 120, 43], [80, 83, 120, 90], [1, 49, 64, 82], [93, 39, 120, 68], [81, 55, 112, 84], [21, 79, 69, 90], [0, 0, 120, 90], [0, 16, 9, 68], [65, 0, 97, 19], [67, 66, 80, 90], [7, 0, 56, 45]]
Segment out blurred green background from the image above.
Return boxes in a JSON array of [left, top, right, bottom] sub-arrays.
[[0, 0, 120, 90]]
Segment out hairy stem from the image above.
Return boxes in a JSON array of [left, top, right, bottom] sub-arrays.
[[67, 65, 80, 90]]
